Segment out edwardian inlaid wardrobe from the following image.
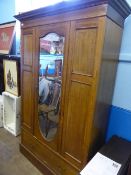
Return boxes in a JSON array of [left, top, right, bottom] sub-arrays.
[[15, 0, 131, 174]]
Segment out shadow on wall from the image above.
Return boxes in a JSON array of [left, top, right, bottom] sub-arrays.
[[106, 105, 131, 142]]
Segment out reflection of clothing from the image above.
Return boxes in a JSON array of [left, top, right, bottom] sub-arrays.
[[39, 78, 51, 103]]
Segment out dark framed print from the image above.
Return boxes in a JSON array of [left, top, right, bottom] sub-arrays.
[[3, 59, 20, 96], [0, 21, 15, 54]]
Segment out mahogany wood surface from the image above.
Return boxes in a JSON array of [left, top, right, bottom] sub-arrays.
[[21, 28, 35, 133], [15, 0, 131, 174]]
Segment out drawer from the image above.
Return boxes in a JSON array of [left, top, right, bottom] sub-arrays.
[[21, 129, 79, 175]]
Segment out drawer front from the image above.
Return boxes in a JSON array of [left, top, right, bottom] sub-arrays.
[[21, 129, 79, 175]]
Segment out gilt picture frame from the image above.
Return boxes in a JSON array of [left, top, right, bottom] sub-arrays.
[[3, 59, 20, 96], [0, 21, 16, 54]]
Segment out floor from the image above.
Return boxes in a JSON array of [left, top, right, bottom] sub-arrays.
[[0, 128, 43, 175]]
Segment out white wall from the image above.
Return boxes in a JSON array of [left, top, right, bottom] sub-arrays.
[[112, 62, 131, 110], [112, 0, 131, 111]]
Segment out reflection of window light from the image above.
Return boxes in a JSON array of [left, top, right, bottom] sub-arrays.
[[31, 0, 69, 9], [32, 0, 69, 9], [16, 0, 71, 14]]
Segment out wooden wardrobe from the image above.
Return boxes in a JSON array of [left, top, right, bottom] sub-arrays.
[[15, 0, 130, 174]]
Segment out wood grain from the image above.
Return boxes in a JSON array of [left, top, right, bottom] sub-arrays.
[[16, 0, 130, 174]]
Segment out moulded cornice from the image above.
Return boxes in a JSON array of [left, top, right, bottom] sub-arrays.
[[109, 0, 131, 18], [14, 0, 131, 21]]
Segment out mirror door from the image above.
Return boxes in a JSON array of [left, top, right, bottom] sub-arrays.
[[34, 22, 70, 147], [38, 33, 64, 141]]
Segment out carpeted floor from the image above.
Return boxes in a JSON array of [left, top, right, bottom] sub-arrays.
[[0, 128, 43, 175]]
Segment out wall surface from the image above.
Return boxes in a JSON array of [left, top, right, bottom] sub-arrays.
[[15, 0, 66, 13], [106, 0, 131, 141], [0, 0, 15, 23], [0, 0, 16, 54], [112, 15, 131, 110]]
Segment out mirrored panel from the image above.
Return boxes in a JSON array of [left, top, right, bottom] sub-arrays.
[[38, 33, 64, 141]]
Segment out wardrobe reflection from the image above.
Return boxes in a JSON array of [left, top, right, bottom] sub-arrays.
[[38, 33, 64, 141]]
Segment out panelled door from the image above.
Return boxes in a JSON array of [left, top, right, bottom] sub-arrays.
[[21, 28, 35, 133], [34, 22, 70, 152], [62, 17, 105, 169]]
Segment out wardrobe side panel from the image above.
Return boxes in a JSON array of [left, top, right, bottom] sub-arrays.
[[89, 17, 123, 158]]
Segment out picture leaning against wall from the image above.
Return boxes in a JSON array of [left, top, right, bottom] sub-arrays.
[[3, 59, 19, 96]]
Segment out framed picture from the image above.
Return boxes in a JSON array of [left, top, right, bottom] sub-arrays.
[[0, 21, 15, 54], [3, 59, 20, 96]]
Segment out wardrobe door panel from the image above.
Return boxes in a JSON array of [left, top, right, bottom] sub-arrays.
[[34, 22, 70, 151], [72, 19, 98, 76], [73, 28, 97, 76], [22, 29, 35, 66], [22, 71, 33, 131], [62, 18, 100, 168], [23, 35, 33, 66], [64, 81, 91, 163], [21, 28, 35, 132]]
